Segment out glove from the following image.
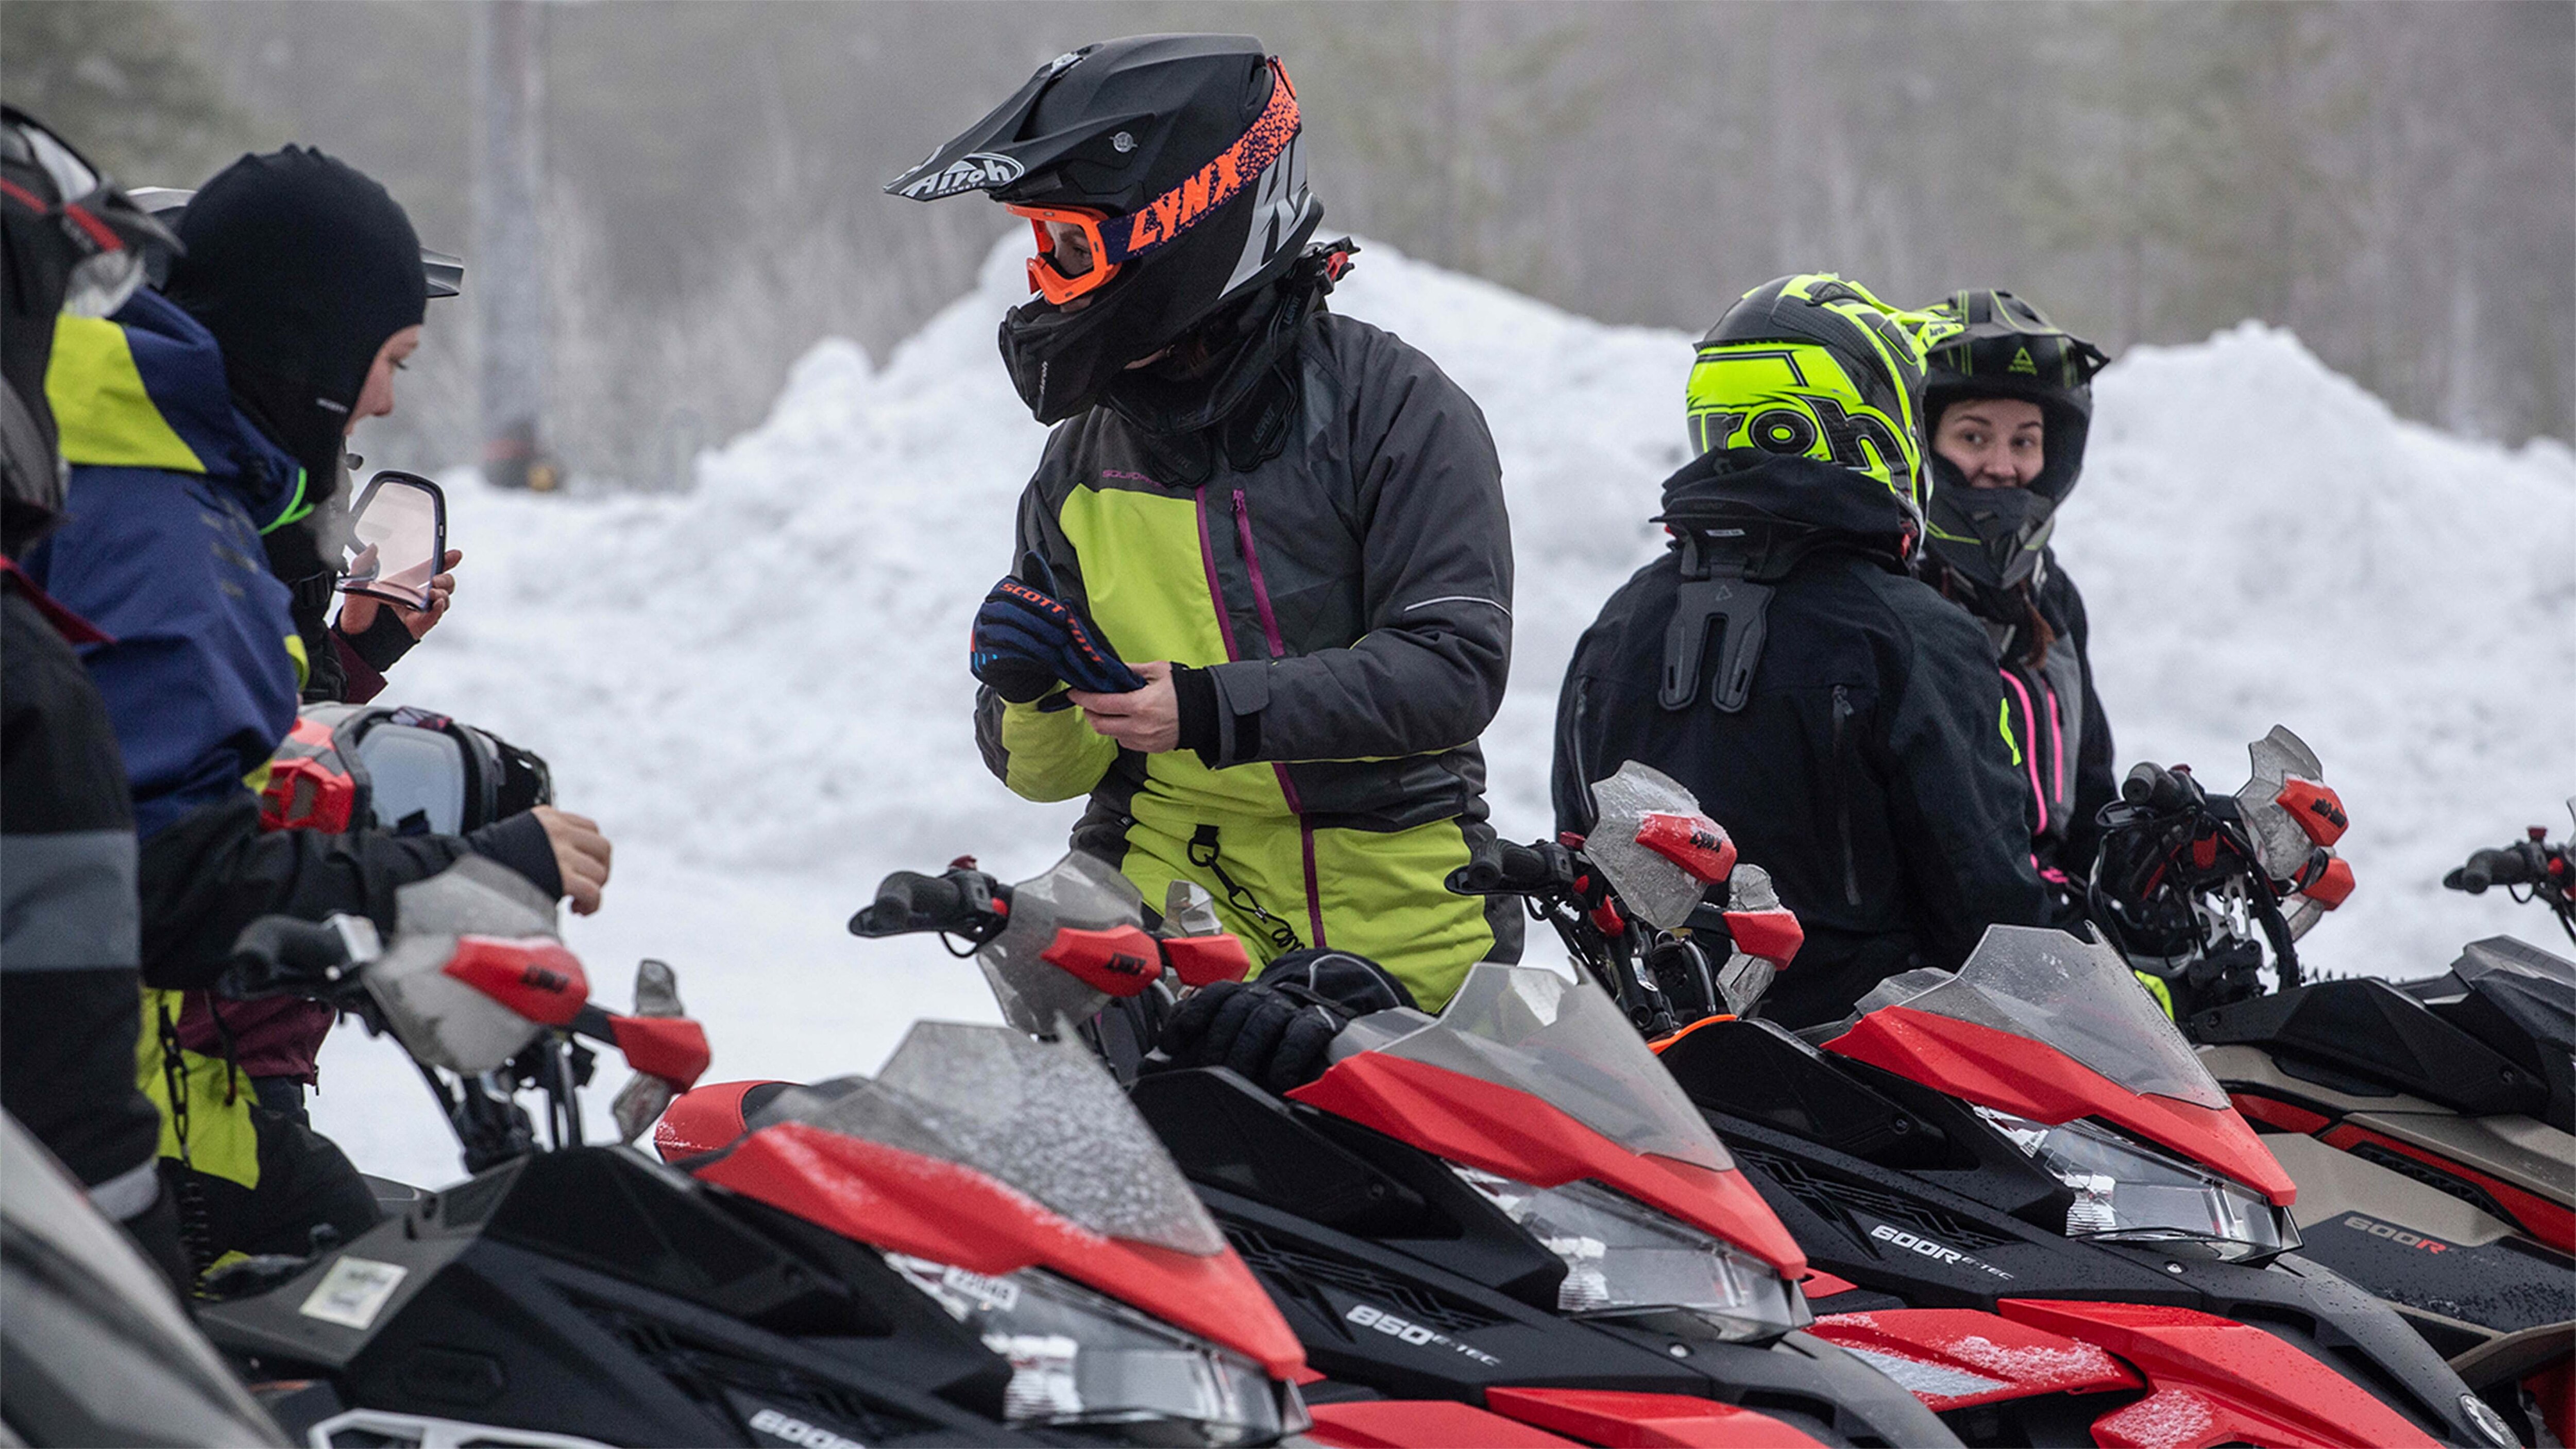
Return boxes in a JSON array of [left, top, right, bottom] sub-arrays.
[[1159, 949, 1417, 1094], [970, 571, 1147, 704]]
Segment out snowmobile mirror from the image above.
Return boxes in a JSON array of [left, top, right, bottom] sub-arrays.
[[337, 471, 447, 611]]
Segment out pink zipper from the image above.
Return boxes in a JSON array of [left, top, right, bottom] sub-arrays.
[[1194, 486, 1327, 948], [2001, 668, 2047, 836]]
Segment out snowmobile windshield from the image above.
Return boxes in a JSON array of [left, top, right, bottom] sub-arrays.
[[761, 1021, 1226, 1257], [978, 851, 1146, 1037], [1341, 963, 1734, 1172], [1859, 925, 2229, 1109]]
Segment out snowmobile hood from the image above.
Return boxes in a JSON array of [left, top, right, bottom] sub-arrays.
[[1656, 448, 1918, 569]]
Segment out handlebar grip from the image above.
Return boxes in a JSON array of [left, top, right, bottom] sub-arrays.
[[850, 870, 973, 936], [2448, 846, 2537, 894], [1447, 840, 1558, 896], [2121, 761, 2203, 812], [224, 914, 376, 999]]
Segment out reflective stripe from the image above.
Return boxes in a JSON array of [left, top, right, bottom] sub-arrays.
[[1401, 595, 1513, 617], [87, 1154, 160, 1221], [0, 830, 139, 970]]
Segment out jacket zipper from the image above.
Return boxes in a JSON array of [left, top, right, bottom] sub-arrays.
[[1193, 486, 1326, 949], [1831, 685, 1860, 907]]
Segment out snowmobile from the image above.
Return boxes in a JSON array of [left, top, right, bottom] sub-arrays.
[[1451, 760, 2521, 1449], [190, 857, 1312, 1448], [683, 850, 1971, 1447], [2082, 734, 2575, 1442]]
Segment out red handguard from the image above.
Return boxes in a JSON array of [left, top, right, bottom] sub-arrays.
[[1636, 811, 1738, 883], [1163, 933, 1252, 988], [610, 1014, 711, 1088], [443, 936, 589, 1026], [2276, 777, 2349, 847], [1722, 907, 1805, 968], [1041, 925, 1163, 997], [2299, 855, 2355, 909]]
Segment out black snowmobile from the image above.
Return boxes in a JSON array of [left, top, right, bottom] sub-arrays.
[[190, 857, 1312, 1448], [806, 850, 1960, 1448], [2081, 732, 2574, 1443], [1453, 760, 2523, 1449]]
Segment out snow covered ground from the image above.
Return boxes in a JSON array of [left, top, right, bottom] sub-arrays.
[[314, 237, 2575, 1188]]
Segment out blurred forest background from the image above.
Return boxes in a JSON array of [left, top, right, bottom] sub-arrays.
[[6, 0, 2569, 488]]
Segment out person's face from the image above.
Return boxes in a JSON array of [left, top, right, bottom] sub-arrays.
[[1043, 221, 1099, 313], [348, 325, 423, 434], [1933, 397, 2046, 489]]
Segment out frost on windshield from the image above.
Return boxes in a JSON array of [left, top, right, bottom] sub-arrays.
[[772, 1022, 1225, 1256], [1875, 925, 2226, 1109], [977, 851, 1146, 1036], [394, 854, 558, 938], [1379, 964, 1732, 1172]]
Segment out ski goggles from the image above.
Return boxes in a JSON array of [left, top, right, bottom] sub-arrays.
[[1007, 57, 1302, 307]]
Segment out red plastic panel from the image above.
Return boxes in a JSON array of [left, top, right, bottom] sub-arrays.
[[609, 1014, 711, 1088], [1637, 812, 1738, 883], [1040, 925, 1162, 997], [2275, 778, 2349, 847], [1720, 907, 1804, 968], [1806, 1308, 2136, 1409], [653, 1080, 772, 1160], [1995, 1299, 2438, 1449], [2226, 1092, 2332, 1136], [2321, 1123, 2575, 1253], [1289, 1051, 1805, 1276], [2301, 856, 2355, 909], [697, 1120, 1304, 1377], [259, 754, 357, 832], [1304, 1400, 1580, 1448], [1802, 1270, 1859, 1301], [1823, 1007, 2296, 1204], [1485, 1387, 1828, 1447], [2529, 1355, 2573, 1448], [1163, 933, 1252, 987], [442, 936, 589, 1026]]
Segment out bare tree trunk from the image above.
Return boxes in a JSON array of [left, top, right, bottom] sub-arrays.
[[474, 0, 554, 489]]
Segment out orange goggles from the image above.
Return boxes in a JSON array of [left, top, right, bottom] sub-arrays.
[[1006, 57, 1302, 308]]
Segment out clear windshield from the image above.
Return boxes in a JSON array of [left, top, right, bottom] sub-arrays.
[[1859, 925, 2228, 1109], [1585, 761, 1722, 930], [1346, 964, 1733, 1172], [760, 1021, 1225, 1256], [978, 851, 1146, 1037]]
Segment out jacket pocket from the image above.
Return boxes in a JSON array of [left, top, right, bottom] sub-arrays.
[[1831, 684, 1860, 907]]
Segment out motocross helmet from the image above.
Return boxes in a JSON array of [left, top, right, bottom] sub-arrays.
[[1685, 273, 1941, 530], [2, 107, 179, 553], [260, 702, 552, 837], [886, 35, 1323, 424], [1919, 288, 2109, 598]]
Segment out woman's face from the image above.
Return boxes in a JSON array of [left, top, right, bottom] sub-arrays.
[[347, 324, 423, 435], [1933, 397, 2046, 489]]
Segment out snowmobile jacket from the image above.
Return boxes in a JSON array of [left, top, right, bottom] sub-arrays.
[[26, 293, 530, 1196], [1, 564, 166, 1225], [1553, 448, 2049, 1028], [1980, 554, 2116, 895], [975, 311, 1521, 1011]]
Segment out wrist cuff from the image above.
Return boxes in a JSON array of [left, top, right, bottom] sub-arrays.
[[1173, 664, 1219, 760]]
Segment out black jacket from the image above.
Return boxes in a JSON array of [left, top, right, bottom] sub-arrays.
[[1980, 555, 2116, 892], [1553, 450, 2049, 1027], [1, 577, 165, 1202]]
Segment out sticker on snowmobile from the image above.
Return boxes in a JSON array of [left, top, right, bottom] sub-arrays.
[[297, 1255, 409, 1330], [1345, 1303, 1501, 1367], [1862, 1220, 2014, 1282]]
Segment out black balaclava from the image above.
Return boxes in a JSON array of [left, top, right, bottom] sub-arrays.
[[162, 147, 427, 494]]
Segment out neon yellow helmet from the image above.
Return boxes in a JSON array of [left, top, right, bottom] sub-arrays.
[[1685, 274, 1952, 524]]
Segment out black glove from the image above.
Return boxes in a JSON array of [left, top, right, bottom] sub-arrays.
[[1159, 949, 1416, 1094], [970, 573, 1146, 704]]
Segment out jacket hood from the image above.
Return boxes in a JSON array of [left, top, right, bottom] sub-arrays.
[[1656, 447, 1920, 562], [42, 287, 305, 530]]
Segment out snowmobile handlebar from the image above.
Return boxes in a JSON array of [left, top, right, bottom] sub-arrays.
[[220, 913, 382, 1003], [2445, 842, 2556, 894], [1445, 838, 1582, 899], [849, 864, 1010, 943]]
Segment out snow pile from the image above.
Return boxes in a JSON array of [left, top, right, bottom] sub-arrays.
[[318, 237, 2574, 1185]]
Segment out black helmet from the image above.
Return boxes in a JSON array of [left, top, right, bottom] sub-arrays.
[[1918, 288, 2109, 597], [887, 35, 1323, 424], [2, 107, 179, 553]]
